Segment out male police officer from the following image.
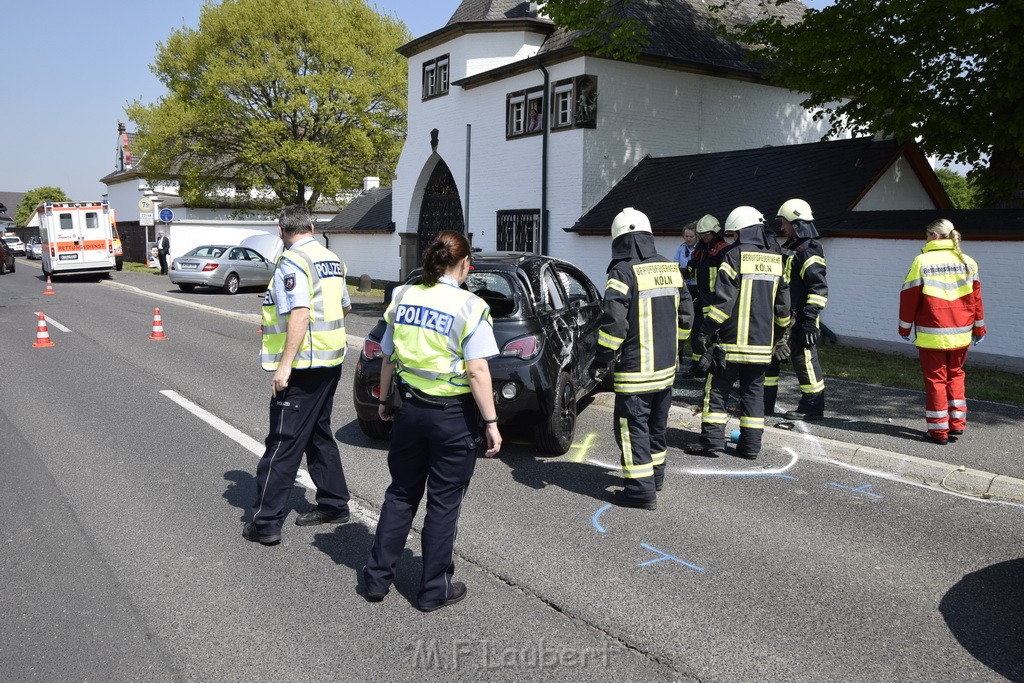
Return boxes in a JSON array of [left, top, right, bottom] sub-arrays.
[[243, 205, 352, 545], [686, 206, 790, 460], [594, 208, 693, 509], [764, 199, 828, 420]]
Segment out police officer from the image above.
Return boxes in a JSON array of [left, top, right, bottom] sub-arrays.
[[244, 205, 352, 545], [684, 214, 729, 378], [594, 208, 693, 509], [685, 206, 790, 460], [363, 230, 501, 611], [765, 199, 829, 420]]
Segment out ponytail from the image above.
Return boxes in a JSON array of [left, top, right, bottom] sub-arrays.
[[421, 230, 471, 286], [926, 219, 974, 276]]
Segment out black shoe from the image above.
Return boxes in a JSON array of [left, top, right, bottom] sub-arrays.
[[655, 481, 664, 492], [783, 410, 824, 421], [926, 433, 949, 446], [295, 507, 350, 526], [610, 491, 657, 510], [359, 585, 387, 603], [242, 523, 281, 545], [949, 429, 964, 436], [418, 582, 467, 612], [683, 442, 724, 457], [734, 451, 758, 460]]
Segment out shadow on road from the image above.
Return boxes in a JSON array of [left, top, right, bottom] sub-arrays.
[[312, 524, 423, 608], [499, 455, 619, 503], [222, 469, 318, 523], [939, 557, 1024, 682], [335, 418, 390, 453]]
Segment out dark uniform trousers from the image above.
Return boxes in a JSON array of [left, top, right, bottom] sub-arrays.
[[686, 284, 704, 366], [764, 335, 824, 416], [700, 363, 766, 457], [614, 388, 672, 499], [251, 366, 349, 534], [364, 395, 482, 608]]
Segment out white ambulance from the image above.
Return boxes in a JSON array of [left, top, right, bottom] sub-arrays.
[[38, 200, 118, 278]]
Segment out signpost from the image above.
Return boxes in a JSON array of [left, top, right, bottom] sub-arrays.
[[159, 208, 174, 224], [138, 197, 154, 226]]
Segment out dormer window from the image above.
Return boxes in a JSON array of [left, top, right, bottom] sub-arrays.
[[422, 54, 450, 100]]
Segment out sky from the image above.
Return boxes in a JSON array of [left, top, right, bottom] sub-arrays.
[[0, 0, 832, 203]]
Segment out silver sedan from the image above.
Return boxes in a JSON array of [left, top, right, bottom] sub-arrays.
[[170, 244, 274, 294]]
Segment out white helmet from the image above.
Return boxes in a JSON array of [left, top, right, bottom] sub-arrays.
[[611, 207, 652, 241], [724, 206, 766, 233], [777, 198, 814, 222], [695, 214, 721, 234]]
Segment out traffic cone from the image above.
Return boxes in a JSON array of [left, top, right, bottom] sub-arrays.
[[43, 276, 55, 295], [32, 313, 55, 348], [148, 307, 167, 341]]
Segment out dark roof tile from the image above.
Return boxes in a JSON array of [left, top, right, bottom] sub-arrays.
[[322, 187, 394, 233]]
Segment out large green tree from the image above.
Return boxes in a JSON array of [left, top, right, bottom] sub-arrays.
[[16, 187, 71, 226], [936, 168, 981, 209], [127, 0, 409, 209]]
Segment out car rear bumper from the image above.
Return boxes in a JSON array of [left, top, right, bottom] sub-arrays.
[[170, 271, 225, 287]]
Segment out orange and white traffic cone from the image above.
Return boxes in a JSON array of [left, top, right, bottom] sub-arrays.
[[148, 307, 167, 341], [32, 312, 55, 348], [43, 276, 56, 295]]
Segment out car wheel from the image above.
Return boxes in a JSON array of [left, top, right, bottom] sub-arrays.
[[0, 261, 6, 275], [115, 260, 123, 272], [8, 260, 13, 274], [223, 273, 240, 295], [535, 371, 576, 454], [178, 283, 196, 293], [358, 418, 392, 440]]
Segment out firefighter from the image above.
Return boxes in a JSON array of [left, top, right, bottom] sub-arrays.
[[593, 208, 693, 509], [899, 219, 985, 445], [685, 206, 790, 459], [684, 214, 730, 378], [764, 199, 829, 420]]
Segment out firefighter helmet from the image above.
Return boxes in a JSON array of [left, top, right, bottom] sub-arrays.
[[695, 214, 721, 234], [777, 198, 814, 222], [611, 207, 652, 241], [724, 206, 765, 233]]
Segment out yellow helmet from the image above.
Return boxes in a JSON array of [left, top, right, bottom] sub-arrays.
[[695, 214, 721, 234], [611, 207, 652, 241], [777, 198, 814, 222], [724, 206, 765, 233]]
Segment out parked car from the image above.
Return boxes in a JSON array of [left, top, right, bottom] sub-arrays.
[[170, 244, 275, 294], [0, 240, 14, 274], [353, 253, 604, 453], [26, 236, 42, 260], [3, 235, 25, 256]]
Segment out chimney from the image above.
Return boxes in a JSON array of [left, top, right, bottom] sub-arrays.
[[363, 176, 380, 192]]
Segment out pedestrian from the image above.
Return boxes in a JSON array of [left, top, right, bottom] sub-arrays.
[[684, 214, 728, 378], [593, 208, 693, 509], [764, 199, 829, 420], [363, 230, 502, 611], [156, 230, 170, 275], [899, 218, 985, 445], [675, 223, 703, 376], [243, 205, 352, 545], [685, 206, 790, 460]]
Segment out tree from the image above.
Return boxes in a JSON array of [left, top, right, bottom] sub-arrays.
[[16, 187, 70, 226], [126, 0, 410, 210], [715, 0, 1024, 207], [936, 168, 980, 209], [541, 0, 649, 61]]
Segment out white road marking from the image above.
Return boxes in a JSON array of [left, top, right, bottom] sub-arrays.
[[159, 389, 380, 524], [35, 312, 71, 332]]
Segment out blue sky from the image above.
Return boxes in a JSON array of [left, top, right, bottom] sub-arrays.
[[0, 0, 833, 202]]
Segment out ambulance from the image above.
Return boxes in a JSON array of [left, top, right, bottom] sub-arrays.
[[38, 200, 118, 278]]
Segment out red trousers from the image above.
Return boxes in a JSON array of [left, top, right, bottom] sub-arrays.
[[918, 346, 969, 438]]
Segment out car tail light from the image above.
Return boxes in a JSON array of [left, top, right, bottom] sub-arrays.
[[202, 263, 219, 272], [370, 383, 382, 399], [362, 338, 384, 361], [501, 334, 540, 360]]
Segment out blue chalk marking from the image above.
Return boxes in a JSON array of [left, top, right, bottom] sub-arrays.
[[639, 543, 705, 572], [592, 504, 611, 533], [830, 482, 883, 499]]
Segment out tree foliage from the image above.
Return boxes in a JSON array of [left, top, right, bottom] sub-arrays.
[[716, 0, 1024, 207], [936, 168, 981, 209], [541, 0, 649, 61], [126, 0, 410, 209], [16, 187, 71, 226]]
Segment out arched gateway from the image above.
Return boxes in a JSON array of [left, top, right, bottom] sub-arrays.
[[416, 160, 464, 259]]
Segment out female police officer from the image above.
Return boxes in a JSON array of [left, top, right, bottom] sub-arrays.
[[362, 230, 501, 611]]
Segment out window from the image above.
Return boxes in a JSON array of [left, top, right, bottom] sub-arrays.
[[505, 87, 544, 139], [59, 213, 73, 230], [553, 82, 574, 128], [85, 212, 99, 229], [507, 95, 525, 136], [555, 267, 594, 305], [422, 54, 450, 100], [551, 75, 598, 131], [496, 210, 540, 252], [541, 268, 566, 311]]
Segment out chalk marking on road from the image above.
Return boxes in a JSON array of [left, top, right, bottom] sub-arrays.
[[829, 482, 883, 499], [569, 432, 598, 463], [679, 448, 800, 478], [586, 458, 621, 471], [638, 543, 705, 572], [592, 504, 611, 534], [35, 312, 71, 332]]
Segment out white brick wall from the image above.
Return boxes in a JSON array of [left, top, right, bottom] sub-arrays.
[[326, 233, 401, 281]]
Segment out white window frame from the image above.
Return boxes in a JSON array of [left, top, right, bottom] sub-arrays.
[[437, 58, 449, 94], [525, 93, 543, 133], [507, 95, 526, 137], [422, 54, 450, 100], [553, 83, 574, 128]]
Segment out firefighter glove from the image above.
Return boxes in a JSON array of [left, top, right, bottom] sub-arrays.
[[801, 320, 820, 347], [692, 333, 709, 357], [772, 337, 792, 362], [900, 334, 914, 343], [712, 344, 727, 375], [973, 335, 985, 346]]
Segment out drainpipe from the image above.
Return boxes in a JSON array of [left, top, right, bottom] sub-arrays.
[[538, 58, 550, 256], [465, 124, 472, 238]]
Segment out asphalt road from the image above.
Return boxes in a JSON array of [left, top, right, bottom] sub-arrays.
[[2, 261, 1022, 682]]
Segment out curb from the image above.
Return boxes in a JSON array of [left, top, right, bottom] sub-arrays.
[[589, 391, 1024, 505]]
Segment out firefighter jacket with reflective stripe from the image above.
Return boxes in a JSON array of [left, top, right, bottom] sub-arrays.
[[596, 256, 693, 393], [899, 239, 985, 349], [690, 237, 731, 312], [385, 282, 492, 397], [703, 244, 791, 364], [261, 240, 347, 370], [782, 238, 828, 322]]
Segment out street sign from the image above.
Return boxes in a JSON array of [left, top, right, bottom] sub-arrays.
[[159, 208, 174, 223], [140, 211, 154, 227], [138, 197, 153, 212]]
